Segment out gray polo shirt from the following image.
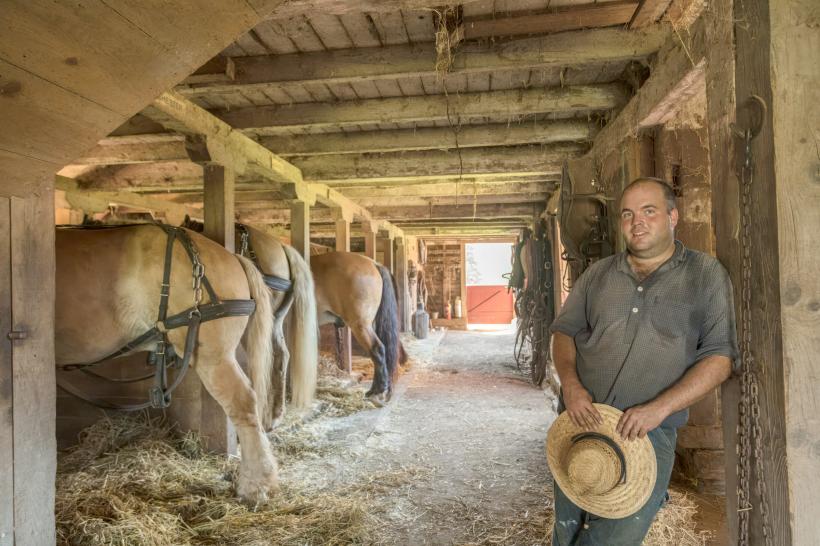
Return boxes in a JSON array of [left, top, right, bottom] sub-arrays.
[[550, 240, 738, 428]]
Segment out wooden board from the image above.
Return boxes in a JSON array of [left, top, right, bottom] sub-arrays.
[[9, 190, 57, 545], [0, 197, 13, 545]]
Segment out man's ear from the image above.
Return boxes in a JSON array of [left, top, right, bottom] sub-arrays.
[[670, 207, 679, 229]]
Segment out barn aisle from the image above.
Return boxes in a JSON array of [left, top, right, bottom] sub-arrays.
[[360, 329, 556, 544]]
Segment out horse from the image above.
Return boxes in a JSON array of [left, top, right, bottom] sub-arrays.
[[310, 251, 405, 401], [180, 219, 318, 427], [55, 224, 280, 502]]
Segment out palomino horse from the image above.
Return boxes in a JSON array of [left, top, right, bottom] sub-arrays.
[[181, 219, 318, 427], [311, 251, 403, 401], [56, 225, 281, 502]]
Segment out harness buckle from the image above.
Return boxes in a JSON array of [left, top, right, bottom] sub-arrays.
[[149, 386, 170, 409]]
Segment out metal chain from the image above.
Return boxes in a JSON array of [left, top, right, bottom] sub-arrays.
[[189, 242, 205, 317], [736, 96, 772, 546]]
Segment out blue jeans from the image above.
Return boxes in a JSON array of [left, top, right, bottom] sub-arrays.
[[552, 426, 677, 546]]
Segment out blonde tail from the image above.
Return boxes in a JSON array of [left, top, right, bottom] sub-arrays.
[[236, 254, 275, 423], [282, 245, 318, 408]]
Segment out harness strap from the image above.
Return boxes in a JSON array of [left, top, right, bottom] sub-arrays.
[[237, 223, 294, 293]]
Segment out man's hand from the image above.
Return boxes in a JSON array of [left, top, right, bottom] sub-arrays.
[[563, 382, 603, 429], [616, 402, 669, 440]]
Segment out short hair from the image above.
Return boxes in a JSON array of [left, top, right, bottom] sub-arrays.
[[622, 177, 677, 212]]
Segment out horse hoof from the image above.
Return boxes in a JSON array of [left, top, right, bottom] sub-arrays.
[[237, 471, 278, 504], [366, 392, 387, 407]]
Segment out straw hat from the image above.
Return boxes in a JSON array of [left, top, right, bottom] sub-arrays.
[[546, 403, 657, 519]]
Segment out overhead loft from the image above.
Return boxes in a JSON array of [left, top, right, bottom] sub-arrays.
[[57, 0, 688, 238]]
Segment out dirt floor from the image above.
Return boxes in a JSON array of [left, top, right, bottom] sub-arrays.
[[56, 327, 728, 544], [282, 327, 725, 545]]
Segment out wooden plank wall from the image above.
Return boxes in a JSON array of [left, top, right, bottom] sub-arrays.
[[0, 190, 57, 545]]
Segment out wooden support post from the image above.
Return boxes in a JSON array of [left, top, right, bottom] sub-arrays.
[[1, 188, 57, 545], [334, 213, 352, 373], [362, 221, 377, 260], [460, 242, 467, 324], [179, 163, 237, 455], [290, 199, 311, 263], [379, 233, 395, 272], [203, 164, 235, 252], [395, 237, 410, 332]]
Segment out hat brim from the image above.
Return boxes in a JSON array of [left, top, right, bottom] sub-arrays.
[[546, 403, 657, 519]]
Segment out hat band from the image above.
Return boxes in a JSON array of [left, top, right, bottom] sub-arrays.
[[571, 432, 627, 485]]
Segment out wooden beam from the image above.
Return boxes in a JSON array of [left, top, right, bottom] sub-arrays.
[[401, 226, 522, 236], [362, 222, 377, 260], [380, 234, 395, 272], [630, 0, 673, 28], [332, 181, 554, 200], [0, 0, 283, 197], [293, 144, 584, 182], [261, 121, 596, 156], [395, 237, 410, 332], [55, 175, 204, 225], [179, 27, 667, 98], [71, 134, 195, 165], [351, 193, 553, 208], [463, 2, 639, 39], [588, 12, 709, 163], [269, 0, 482, 17], [211, 86, 628, 133]]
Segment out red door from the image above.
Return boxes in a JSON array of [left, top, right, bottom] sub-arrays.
[[466, 285, 514, 324]]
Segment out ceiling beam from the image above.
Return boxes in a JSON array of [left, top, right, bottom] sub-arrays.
[[209, 85, 628, 134], [630, 0, 674, 28], [70, 134, 206, 166], [179, 26, 667, 95], [462, 2, 639, 39], [292, 144, 583, 181], [400, 226, 523, 236], [262, 120, 596, 156], [589, 11, 708, 162], [351, 193, 552, 208], [336, 180, 553, 199]]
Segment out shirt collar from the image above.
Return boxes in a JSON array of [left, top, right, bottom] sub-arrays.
[[616, 240, 687, 277]]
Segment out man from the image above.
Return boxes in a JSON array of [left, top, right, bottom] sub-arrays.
[[549, 177, 738, 545]]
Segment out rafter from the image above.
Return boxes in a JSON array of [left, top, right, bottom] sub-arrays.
[[261, 120, 596, 156], [292, 144, 584, 182], [179, 26, 667, 96], [209, 85, 628, 134]]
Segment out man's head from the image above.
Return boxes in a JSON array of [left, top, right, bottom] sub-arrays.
[[619, 178, 678, 258]]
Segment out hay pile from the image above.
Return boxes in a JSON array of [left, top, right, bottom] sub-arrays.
[[56, 414, 378, 546]]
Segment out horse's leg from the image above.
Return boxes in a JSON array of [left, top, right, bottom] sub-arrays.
[[269, 314, 289, 430], [348, 321, 389, 399], [193, 349, 278, 502]]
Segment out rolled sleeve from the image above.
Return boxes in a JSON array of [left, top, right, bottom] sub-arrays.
[[550, 268, 591, 339], [696, 263, 740, 370]]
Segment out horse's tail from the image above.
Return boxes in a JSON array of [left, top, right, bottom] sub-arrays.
[[375, 264, 400, 384], [283, 245, 318, 408], [236, 254, 275, 423]]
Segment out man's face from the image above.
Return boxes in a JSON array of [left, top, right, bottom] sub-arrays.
[[619, 182, 678, 257]]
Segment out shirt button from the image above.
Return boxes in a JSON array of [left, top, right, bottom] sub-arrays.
[[637, 286, 644, 292], [632, 307, 639, 313]]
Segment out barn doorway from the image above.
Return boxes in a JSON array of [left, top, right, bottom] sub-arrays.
[[465, 242, 516, 328]]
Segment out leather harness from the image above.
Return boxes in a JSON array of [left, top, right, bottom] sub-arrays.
[[58, 224, 256, 411]]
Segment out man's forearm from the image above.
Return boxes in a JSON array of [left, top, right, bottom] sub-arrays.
[[552, 332, 582, 389], [651, 355, 732, 416]]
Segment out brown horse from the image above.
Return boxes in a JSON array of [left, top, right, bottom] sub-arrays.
[[56, 225, 279, 502], [311, 251, 403, 400]]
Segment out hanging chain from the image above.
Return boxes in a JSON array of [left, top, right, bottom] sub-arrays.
[[735, 95, 772, 546], [189, 242, 205, 318]]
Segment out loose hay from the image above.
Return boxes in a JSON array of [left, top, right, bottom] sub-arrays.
[[56, 414, 379, 546]]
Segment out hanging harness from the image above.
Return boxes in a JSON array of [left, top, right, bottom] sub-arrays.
[[57, 224, 256, 411]]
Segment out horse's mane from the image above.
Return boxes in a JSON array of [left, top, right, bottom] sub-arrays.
[[181, 215, 205, 232]]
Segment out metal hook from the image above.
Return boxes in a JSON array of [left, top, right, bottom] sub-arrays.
[[731, 95, 767, 139]]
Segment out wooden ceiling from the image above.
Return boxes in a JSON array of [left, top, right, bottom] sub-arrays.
[[62, 0, 701, 237]]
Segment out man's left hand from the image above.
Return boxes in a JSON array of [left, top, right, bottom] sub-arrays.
[[616, 402, 669, 440]]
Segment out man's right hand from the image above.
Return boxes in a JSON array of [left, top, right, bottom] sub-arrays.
[[563, 382, 603, 429]]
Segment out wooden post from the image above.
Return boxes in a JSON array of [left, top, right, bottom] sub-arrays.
[[180, 163, 237, 455], [379, 232, 395, 272], [362, 221, 377, 260], [395, 237, 410, 332], [459, 242, 467, 325], [1, 188, 57, 546], [334, 212, 352, 373], [203, 164, 235, 252], [290, 199, 311, 263]]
